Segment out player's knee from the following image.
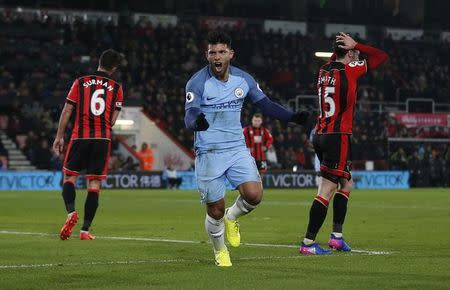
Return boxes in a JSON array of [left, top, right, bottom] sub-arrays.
[[239, 181, 263, 206], [243, 189, 263, 206], [342, 182, 353, 193], [64, 175, 77, 184], [317, 190, 334, 202], [317, 177, 338, 201], [207, 204, 225, 220], [87, 179, 101, 191], [339, 179, 353, 193]]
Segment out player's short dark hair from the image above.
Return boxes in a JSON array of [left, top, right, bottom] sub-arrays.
[[333, 34, 349, 59], [207, 31, 232, 48], [99, 49, 122, 71], [253, 113, 263, 118]]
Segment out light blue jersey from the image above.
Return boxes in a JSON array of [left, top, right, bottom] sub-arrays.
[[185, 65, 264, 203], [185, 66, 266, 154]]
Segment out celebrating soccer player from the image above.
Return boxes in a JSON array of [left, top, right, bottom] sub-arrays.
[[184, 31, 309, 266], [243, 113, 274, 179], [53, 49, 124, 241], [299, 33, 388, 255]]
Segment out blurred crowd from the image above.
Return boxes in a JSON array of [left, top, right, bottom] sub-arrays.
[[390, 143, 450, 187], [0, 104, 61, 170], [0, 138, 7, 170], [0, 11, 449, 187], [0, 102, 136, 172]]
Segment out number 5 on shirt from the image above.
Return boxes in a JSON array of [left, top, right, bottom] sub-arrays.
[[318, 86, 336, 118]]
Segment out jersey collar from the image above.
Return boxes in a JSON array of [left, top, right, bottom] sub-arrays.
[[207, 65, 231, 83], [95, 70, 113, 79]]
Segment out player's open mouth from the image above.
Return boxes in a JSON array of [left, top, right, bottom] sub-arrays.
[[214, 62, 223, 69]]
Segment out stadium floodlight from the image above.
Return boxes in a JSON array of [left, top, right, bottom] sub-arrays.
[[315, 52, 333, 58], [115, 119, 135, 125]]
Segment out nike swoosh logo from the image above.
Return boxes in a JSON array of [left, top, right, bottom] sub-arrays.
[[206, 97, 214, 100]]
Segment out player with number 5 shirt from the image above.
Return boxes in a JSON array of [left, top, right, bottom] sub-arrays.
[[299, 33, 388, 255], [53, 49, 124, 241]]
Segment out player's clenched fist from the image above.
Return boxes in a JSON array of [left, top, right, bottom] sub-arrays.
[[194, 113, 209, 131]]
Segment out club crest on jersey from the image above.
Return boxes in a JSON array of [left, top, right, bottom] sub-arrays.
[[186, 92, 195, 103], [234, 88, 244, 98]]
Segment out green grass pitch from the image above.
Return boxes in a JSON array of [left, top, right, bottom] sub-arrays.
[[0, 188, 449, 289]]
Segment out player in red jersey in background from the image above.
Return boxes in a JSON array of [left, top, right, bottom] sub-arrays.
[[243, 113, 273, 179], [53, 49, 124, 240], [299, 33, 388, 255]]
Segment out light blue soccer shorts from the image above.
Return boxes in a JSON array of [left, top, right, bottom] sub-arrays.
[[195, 148, 261, 204]]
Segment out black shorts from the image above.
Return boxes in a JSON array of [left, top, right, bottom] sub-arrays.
[[312, 133, 352, 184], [255, 160, 268, 172], [63, 139, 111, 180]]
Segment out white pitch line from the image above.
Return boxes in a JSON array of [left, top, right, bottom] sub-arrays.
[[0, 256, 305, 270], [0, 230, 391, 255], [0, 254, 378, 270], [0, 230, 54, 237], [0, 259, 186, 269], [104, 235, 202, 244]]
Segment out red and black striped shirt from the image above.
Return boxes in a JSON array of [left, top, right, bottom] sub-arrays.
[[66, 71, 123, 140], [315, 60, 367, 134], [243, 126, 273, 161]]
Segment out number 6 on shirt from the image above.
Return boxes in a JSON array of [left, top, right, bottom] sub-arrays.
[[90, 89, 106, 116]]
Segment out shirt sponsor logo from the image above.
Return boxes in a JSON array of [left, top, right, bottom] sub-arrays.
[[202, 100, 242, 110]]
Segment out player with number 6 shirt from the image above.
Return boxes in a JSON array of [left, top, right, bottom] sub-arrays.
[[53, 49, 124, 241], [299, 33, 388, 255]]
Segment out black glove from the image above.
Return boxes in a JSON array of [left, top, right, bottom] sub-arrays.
[[194, 113, 209, 131], [290, 111, 310, 126]]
